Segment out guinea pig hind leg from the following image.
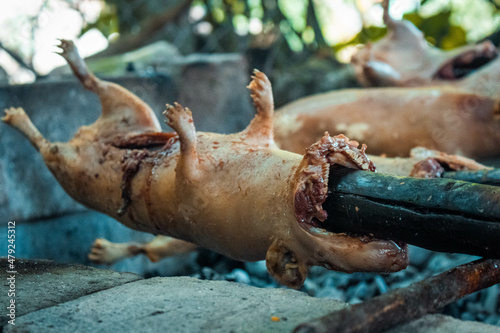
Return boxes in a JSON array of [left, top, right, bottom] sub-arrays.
[[88, 238, 137, 265], [2, 107, 49, 151], [56, 39, 161, 132], [242, 70, 274, 144], [164, 103, 201, 183], [142, 236, 197, 262], [88, 236, 197, 265], [56, 39, 99, 93]]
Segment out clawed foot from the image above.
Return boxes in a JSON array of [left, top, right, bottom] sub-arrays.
[[54, 39, 96, 90], [247, 69, 273, 117], [2, 107, 47, 150], [88, 238, 139, 265], [242, 70, 275, 142], [163, 102, 196, 142], [164, 102, 192, 129], [55, 39, 79, 63], [2, 107, 28, 126], [163, 102, 200, 182], [56, 39, 74, 54]]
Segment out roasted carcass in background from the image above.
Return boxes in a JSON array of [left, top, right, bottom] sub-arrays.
[[274, 86, 500, 158], [274, 1, 500, 158], [351, 0, 500, 95]]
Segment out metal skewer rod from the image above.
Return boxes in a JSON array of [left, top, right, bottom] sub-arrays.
[[294, 258, 500, 333], [322, 167, 500, 258]]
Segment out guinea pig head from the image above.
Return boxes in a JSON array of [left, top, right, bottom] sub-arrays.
[[265, 133, 409, 289]]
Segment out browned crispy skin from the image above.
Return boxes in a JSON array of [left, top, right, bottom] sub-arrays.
[[369, 147, 491, 177], [274, 87, 500, 158], [2, 40, 408, 289], [351, 0, 500, 96]]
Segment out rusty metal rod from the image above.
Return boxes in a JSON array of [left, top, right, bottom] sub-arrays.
[[322, 167, 500, 258], [294, 258, 500, 333]]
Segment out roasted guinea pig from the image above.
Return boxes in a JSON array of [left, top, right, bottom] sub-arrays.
[[273, 86, 500, 158], [2, 40, 409, 289], [351, 0, 499, 94], [274, 1, 500, 158]]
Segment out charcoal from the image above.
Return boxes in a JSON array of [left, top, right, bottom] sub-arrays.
[[408, 246, 433, 268], [189, 245, 499, 328], [483, 284, 499, 315], [374, 276, 388, 294], [315, 287, 346, 301], [243, 260, 268, 279], [224, 268, 251, 285]]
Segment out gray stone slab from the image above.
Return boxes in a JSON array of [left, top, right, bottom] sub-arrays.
[[4, 276, 346, 332], [2, 267, 497, 333], [0, 258, 141, 327], [390, 314, 500, 333]]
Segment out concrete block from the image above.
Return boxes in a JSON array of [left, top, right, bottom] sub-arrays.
[[389, 314, 500, 333], [4, 272, 498, 333], [0, 258, 141, 327], [4, 276, 346, 332]]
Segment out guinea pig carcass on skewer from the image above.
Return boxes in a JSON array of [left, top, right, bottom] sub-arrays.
[[2, 40, 410, 289], [351, 0, 500, 95], [273, 1, 500, 158], [273, 85, 500, 158]]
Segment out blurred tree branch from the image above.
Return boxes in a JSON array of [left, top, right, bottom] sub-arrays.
[[0, 42, 38, 76], [89, 0, 193, 59]]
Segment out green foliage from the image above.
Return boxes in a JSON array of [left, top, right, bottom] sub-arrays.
[[403, 11, 467, 50], [198, 0, 326, 53], [334, 26, 388, 53], [485, 0, 500, 10], [81, 3, 119, 38], [82, 0, 496, 57]]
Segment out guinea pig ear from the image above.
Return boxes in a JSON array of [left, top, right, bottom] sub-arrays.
[[266, 240, 307, 289]]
